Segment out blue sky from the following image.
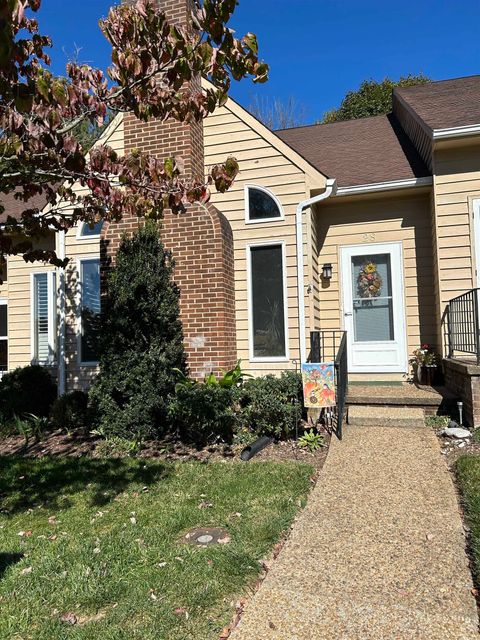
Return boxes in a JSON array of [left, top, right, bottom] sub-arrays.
[[39, 0, 479, 124]]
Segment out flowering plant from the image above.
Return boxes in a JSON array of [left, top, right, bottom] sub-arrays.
[[409, 344, 437, 367], [357, 261, 382, 298]]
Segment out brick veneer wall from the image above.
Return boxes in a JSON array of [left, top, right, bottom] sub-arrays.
[[443, 358, 480, 427], [101, 0, 237, 378]]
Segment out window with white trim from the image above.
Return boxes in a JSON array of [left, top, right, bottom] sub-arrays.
[[0, 300, 7, 372], [248, 243, 288, 360], [79, 258, 101, 364], [246, 186, 283, 223], [78, 220, 104, 238], [32, 272, 56, 364]]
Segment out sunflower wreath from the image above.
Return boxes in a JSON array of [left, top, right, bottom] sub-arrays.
[[358, 260, 383, 298]]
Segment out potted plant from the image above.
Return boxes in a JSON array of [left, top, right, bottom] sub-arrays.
[[409, 344, 438, 386]]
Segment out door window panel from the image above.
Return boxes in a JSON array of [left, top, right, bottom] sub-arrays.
[[351, 253, 394, 342]]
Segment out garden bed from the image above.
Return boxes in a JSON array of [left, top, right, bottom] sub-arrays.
[[0, 429, 330, 472], [0, 456, 314, 639]]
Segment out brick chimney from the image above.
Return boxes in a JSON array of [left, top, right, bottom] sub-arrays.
[[102, 0, 237, 378]]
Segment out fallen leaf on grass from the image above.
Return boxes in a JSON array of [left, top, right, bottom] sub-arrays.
[[20, 566, 32, 576], [60, 612, 78, 625], [18, 530, 33, 537], [174, 607, 188, 618], [48, 516, 57, 525], [48, 534, 57, 541], [198, 501, 213, 509], [157, 562, 167, 568], [219, 626, 231, 639]]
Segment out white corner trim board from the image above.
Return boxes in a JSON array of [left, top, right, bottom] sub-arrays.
[[335, 176, 432, 197], [296, 179, 337, 363]]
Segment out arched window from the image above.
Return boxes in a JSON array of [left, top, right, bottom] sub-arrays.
[[245, 185, 283, 223], [78, 220, 104, 238]]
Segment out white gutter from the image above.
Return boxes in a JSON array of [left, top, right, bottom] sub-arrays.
[[335, 176, 432, 197], [57, 230, 66, 396], [432, 123, 480, 141], [296, 178, 337, 363]]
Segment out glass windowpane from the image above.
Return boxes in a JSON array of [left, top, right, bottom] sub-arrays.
[[248, 188, 281, 221], [251, 245, 286, 358], [351, 253, 395, 343], [81, 260, 101, 362]]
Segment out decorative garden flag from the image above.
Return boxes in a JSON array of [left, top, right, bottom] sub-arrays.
[[301, 362, 336, 408]]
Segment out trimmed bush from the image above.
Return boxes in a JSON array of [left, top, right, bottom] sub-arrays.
[[0, 365, 57, 421], [169, 385, 235, 446], [234, 371, 303, 439], [89, 223, 186, 442], [51, 390, 92, 432]]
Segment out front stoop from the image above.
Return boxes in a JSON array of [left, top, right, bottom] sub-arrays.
[[346, 384, 459, 417], [348, 405, 426, 428]]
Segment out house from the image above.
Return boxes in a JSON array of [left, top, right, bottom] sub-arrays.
[[1, 0, 480, 422]]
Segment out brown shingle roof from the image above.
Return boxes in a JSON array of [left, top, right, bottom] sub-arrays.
[[394, 75, 480, 131], [0, 190, 50, 223], [276, 114, 430, 188]]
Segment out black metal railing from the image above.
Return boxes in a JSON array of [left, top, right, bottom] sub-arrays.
[[308, 330, 348, 440], [445, 289, 480, 365]]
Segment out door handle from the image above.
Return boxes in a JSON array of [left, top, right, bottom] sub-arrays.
[[344, 312, 353, 316]]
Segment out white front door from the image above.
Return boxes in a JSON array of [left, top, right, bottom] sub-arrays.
[[340, 242, 407, 373]]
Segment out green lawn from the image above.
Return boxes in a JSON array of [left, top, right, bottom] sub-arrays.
[[0, 457, 312, 639], [456, 455, 480, 587]]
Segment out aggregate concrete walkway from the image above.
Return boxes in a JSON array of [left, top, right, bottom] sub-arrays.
[[232, 426, 479, 640]]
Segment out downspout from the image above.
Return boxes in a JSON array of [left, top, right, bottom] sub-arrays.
[[57, 230, 66, 396], [296, 178, 337, 363]]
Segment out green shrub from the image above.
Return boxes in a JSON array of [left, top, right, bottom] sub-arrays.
[[89, 223, 186, 442], [0, 365, 57, 421], [169, 385, 235, 446], [51, 390, 92, 432], [235, 371, 303, 439]]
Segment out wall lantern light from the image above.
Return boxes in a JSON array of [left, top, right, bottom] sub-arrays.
[[322, 263, 333, 280]]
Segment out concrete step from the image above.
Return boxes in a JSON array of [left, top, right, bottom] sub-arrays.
[[346, 384, 458, 416], [348, 405, 426, 428]]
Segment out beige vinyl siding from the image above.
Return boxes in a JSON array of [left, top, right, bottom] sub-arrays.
[[204, 104, 315, 376], [6, 237, 56, 371], [315, 192, 436, 369], [432, 145, 480, 319], [64, 116, 124, 390]]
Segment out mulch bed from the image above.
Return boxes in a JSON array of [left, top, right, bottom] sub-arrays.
[[0, 429, 331, 473]]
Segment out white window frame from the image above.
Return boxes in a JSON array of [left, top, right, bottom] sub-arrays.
[[76, 220, 104, 242], [244, 184, 285, 225], [30, 271, 57, 365], [246, 240, 289, 363], [0, 297, 7, 376], [77, 257, 101, 366]]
